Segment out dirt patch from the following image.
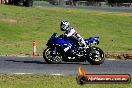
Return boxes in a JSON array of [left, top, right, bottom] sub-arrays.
[[117, 13, 132, 17], [125, 14, 132, 16], [105, 52, 132, 60], [0, 18, 17, 23]]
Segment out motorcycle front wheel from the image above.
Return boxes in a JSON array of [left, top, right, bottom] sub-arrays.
[[43, 47, 63, 64]]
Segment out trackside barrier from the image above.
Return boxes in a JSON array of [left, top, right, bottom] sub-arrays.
[[33, 41, 36, 57]]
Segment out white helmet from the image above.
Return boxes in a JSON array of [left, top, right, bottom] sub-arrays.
[[60, 21, 70, 31]]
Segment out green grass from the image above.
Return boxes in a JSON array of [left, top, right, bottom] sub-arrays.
[[0, 5, 132, 55], [0, 74, 131, 88]]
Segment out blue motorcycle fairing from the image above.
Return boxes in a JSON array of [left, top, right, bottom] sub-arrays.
[[85, 36, 99, 44], [47, 33, 99, 52], [47, 34, 73, 50]]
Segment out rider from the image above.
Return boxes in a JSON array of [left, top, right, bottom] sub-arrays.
[[60, 21, 89, 52]]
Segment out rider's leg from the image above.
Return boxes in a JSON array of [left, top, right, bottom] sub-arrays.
[[74, 34, 89, 49]]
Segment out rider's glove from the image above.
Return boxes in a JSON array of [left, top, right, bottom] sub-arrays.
[[59, 34, 64, 38], [63, 34, 67, 39], [59, 34, 67, 39]]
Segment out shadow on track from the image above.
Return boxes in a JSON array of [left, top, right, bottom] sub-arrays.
[[5, 60, 90, 65], [5, 60, 45, 64]]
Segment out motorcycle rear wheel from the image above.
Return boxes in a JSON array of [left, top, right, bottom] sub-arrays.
[[43, 47, 63, 64], [87, 46, 105, 65]]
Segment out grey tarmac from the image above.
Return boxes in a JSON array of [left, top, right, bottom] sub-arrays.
[[0, 56, 132, 75], [34, 4, 132, 13]]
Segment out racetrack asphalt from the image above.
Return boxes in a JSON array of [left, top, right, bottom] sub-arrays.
[[0, 56, 132, 75], [34, 4, 132, 12]]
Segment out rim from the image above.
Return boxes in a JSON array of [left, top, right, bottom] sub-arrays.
[[45, 48, 62, 63], [89, 49, 104, 61]]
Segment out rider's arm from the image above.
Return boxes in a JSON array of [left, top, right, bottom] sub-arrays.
[[64, 28, 76, 37]]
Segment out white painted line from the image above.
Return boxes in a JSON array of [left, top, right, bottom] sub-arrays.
[[14, 73, 33, 75], [50, 74, 63, 76], [16, 56, 29, 57]]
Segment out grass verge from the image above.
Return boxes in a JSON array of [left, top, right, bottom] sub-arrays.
[[0, 5, 132, 56], [0, 74, 131, 88]]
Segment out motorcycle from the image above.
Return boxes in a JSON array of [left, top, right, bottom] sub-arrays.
[[43, 33, 105, 65]]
